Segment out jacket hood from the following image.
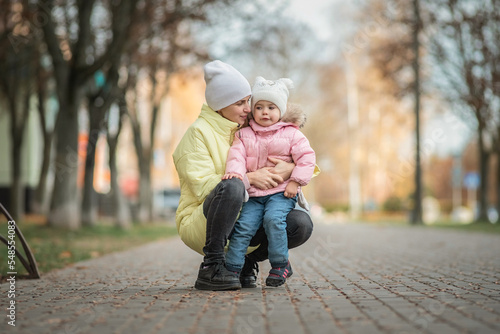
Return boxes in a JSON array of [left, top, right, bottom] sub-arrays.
[[281, 103, 307, 128]]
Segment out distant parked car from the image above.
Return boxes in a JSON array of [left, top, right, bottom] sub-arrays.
[[153, 188, 181, 218]]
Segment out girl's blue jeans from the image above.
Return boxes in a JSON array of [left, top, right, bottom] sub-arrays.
[[226, 192, 297, 272]]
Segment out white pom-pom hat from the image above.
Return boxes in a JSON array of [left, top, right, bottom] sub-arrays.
[[251, 76, 294, 117]]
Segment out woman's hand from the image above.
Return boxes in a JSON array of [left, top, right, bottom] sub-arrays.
[[247, 168, 283, 190], [247, 158, 295, 190], [268, 157, 295, 181]]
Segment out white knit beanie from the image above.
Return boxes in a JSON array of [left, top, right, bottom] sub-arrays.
[[251, 76, 294, 117], [203, 60, 252, 111]]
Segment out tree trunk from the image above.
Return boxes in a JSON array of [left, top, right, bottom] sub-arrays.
[[108, 129, 132, 229], [129, 100, 151, 223], [496, 151, 500, 224], [34, 74, 54, 215], [10, 132, 23, 221], [8, 96, 21, 221], [476, 130, 490, 223], [80, 105, 102, 226], [138, 162, 152, 223], [48, 97, 81, 229], [2, 47, 31, 221], [34, 127, 53, 215], [8, 88, 29, 221]]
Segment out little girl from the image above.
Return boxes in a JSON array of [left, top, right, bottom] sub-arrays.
[[223, 76, 316, 287]]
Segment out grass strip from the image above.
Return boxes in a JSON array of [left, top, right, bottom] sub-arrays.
[[0, 221, 178, 279]]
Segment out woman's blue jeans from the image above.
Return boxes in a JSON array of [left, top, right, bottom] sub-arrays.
[[225, 193, 297, 272]]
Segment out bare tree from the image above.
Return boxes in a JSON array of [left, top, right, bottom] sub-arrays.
[[33, 52, 55, 215], [427, 0, 499, 222], [77, 0, 241, 226], [358, 0, 430, 223], [81, 66, 120, 226], [123, 0, 229, 223], [0, 1, 38, 220], [209, 1, 317, 84], [39, 0, 138, 229]]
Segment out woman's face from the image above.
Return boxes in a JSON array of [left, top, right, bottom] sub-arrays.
[[218, 96, 251, 126]]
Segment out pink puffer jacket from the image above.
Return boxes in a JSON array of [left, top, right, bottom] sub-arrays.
[[225, 105, 316, 197]]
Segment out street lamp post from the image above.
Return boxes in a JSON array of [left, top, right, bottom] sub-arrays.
[[346, 60, 362, 221], [411, 0, 423, 225]]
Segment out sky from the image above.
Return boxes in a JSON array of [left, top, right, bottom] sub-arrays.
[[286, 0, 359, 60], [287, 0, 337, 41]]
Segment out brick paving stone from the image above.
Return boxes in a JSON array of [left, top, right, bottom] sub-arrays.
[[1, 220, 500, 334]]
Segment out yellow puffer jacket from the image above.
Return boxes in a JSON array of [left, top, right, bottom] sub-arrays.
[[172, 104, 240, 255]]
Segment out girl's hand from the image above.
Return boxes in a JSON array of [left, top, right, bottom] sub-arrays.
[[222, 173, 242, 180], [284, 181, 299, 198]]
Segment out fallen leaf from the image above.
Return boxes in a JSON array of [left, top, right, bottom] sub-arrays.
[[59, 251, 72, 259]]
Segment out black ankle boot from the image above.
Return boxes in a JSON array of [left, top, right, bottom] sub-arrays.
[[240, 256, 259, 288], [194, 261, 241, 291]]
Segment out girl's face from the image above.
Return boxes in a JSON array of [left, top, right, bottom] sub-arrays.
[[252, 100, 281, 127], [218, 96, 251, 126]]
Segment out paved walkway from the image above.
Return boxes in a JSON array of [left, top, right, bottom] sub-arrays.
[[1, 221, 500, 334]]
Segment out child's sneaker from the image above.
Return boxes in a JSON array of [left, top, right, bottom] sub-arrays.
[[265, 261, 293, 287]]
